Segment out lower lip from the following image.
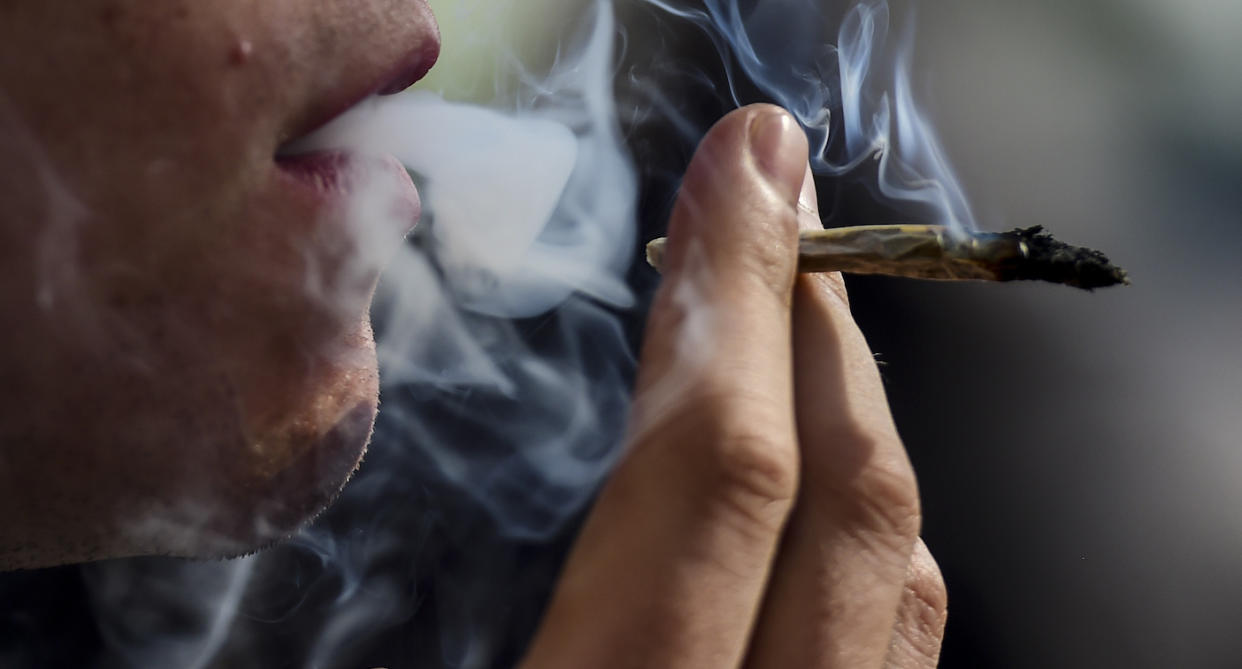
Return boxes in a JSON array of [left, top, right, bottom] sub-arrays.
[[275, 151, 421, 235]]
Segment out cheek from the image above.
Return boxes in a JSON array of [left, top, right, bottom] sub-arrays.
[[49, 179, 389, 550], [0, 0, 407, 563], [144, 212, 384, 478], [92, 275, 380, 556]]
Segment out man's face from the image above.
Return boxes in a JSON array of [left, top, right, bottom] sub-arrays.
[[0, 0, 440, 568]]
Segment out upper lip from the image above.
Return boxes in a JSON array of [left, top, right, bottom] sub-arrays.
[[277, 26, 440, 154]]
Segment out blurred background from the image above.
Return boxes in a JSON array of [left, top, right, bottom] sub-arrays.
[[871, 1, 1242, 665], [419, 0, 1242, 665], [848, 2, 1242, 665], [2, 0, 1239, 667]]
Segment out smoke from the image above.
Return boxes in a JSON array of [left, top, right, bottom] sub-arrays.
[[66, 1, 982, 667], [357, 0, 637, 538], [83, 557, 256, 669], [633, 0, 977, 234], [0, 93, 99, 341]]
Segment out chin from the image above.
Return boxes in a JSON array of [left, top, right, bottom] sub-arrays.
[[112, 317, 385, 564], [0, 333, 382, 571], [199, 334, 383, 559]]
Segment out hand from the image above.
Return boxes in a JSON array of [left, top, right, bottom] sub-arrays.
[[521, 105, 947, 669]]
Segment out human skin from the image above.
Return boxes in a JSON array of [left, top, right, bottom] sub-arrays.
[[0, 0, 946, 665], [0, 0, 440, 568], [522, 106, 947, 668]]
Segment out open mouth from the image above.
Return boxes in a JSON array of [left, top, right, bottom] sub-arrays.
[[277, 33, 440, 158], [273, 35, 440, 230]]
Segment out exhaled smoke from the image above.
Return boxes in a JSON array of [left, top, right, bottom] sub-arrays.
[[78, 1, 977, 667], [328, 0, 638, 538]]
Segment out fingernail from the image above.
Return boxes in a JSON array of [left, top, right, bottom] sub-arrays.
[[749, 110, 806, 202]]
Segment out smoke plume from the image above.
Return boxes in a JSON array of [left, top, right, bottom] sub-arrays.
[[71, 2, 977, 667]]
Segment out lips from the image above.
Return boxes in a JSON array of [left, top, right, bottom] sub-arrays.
[[277, 151, 421, 235], [275, 25, 440, 234], [279, 13, 441, 152], [280, 41, 441, 148]]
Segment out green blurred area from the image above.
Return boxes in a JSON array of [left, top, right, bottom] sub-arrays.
[[418, 0, 589, 102]]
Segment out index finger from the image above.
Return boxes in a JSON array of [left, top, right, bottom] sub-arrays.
[[520, 105, 808, 669]]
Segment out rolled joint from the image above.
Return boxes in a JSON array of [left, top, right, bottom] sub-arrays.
[[646, 225, 1129, 291]]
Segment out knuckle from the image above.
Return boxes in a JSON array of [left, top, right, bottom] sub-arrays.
[[628, 367, 800, 543], [678, 393, 799, 535], [703, 432, 799, 540], [826, 425, 922, 543], [853, 460, 922, 542], [711, 431, 799, 511]]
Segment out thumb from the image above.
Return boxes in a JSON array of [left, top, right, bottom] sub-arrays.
[[654, 104, 808, 321], [632, 104, 809, 443]]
